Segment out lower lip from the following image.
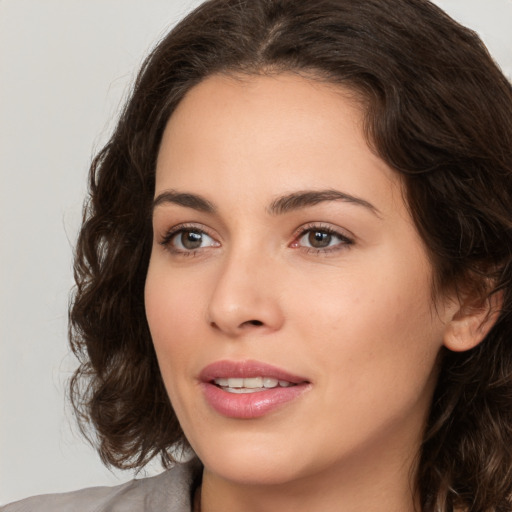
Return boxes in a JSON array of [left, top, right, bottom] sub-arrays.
[[201, 382, 310, 419]]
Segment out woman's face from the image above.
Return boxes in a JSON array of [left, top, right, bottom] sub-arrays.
[[145, 73, 456, 487]]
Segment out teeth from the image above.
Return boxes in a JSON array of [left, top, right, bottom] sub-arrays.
[[224, 387, 262, 394], [263, 377, 278, 388], [213, 377, 294, 390], [244, 377, 263, 388], [227, 377, 244, 388]]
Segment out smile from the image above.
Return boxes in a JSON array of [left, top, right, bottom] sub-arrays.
[[213, 377, 295, 393], [200, 360, 310, 418]]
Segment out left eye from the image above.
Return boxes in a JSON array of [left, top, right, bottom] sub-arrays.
[[169, 229, 217, 251], [297, 229, 350, 249]]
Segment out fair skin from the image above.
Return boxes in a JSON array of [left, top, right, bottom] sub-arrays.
[[145, 73, 489, 512]]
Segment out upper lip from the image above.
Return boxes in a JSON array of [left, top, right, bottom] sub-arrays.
[[199, 360, 309, 384]]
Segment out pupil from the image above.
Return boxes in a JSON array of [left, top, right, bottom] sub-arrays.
[[182, 231, 202, 249], [309, 231, 331, 248]]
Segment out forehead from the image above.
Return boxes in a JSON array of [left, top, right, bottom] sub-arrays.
[[155, 73, 402, 215], [160, 72, 365, 154]]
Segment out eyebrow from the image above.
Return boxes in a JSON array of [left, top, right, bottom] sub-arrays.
[[153, 190, 216, 213], [152, 188, 380, 217], [268, 189, 381, 217]]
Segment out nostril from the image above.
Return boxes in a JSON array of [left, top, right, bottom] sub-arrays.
[[246, 320, 263, 327], [209, 319, 264, 332]]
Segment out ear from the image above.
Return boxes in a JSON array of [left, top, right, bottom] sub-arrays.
[[443, 290, 503, 352]]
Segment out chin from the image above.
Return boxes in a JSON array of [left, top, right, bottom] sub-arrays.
[[205, 455, 305, 486], [191, 429, 312, 486]]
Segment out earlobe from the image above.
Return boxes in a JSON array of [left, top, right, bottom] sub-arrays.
[[443, 290, 503, 352]]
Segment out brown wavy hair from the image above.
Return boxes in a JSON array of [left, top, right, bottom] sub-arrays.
[[69, 0, 512, 509]]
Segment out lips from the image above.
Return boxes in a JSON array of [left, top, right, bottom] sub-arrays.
[[199, 360, 311, 419]]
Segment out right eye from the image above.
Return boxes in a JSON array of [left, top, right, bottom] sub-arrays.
[[160, 227, 220, 255]]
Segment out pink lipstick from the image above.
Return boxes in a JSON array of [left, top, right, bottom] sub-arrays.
[[199, 360, 311, 419]]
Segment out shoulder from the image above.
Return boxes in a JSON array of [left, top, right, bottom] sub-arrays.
[[1, 458, 202, 512]]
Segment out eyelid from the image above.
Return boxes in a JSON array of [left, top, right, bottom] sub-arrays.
[[290, 222, 355, 251], [159, 222, 220, 254], [292, 222, 354, 239]]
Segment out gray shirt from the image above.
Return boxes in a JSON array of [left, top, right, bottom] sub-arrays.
[[1, 458, 202, 512]]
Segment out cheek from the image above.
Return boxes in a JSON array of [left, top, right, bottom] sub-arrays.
[[144, 260, 206, 380], [290, 252, 443, 391], [145, 258, 206, 333], [292, 264, 434, 337]]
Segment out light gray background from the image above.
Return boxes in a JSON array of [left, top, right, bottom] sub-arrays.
[[1, 0, 511, 505]]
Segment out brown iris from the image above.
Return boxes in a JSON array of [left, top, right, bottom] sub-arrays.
[[308, 230, 332, 248], [180, 230, 203, 249]]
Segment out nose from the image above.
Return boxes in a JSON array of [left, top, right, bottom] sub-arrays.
[[207, 250, 285, 337]]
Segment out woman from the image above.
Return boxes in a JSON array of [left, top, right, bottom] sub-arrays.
[[3, 0, 512, 510]]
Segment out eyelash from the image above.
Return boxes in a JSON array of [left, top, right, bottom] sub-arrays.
[[159, 223, 218, 257], [159, 223, 354, 257], [291, 223, 354, 255]]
